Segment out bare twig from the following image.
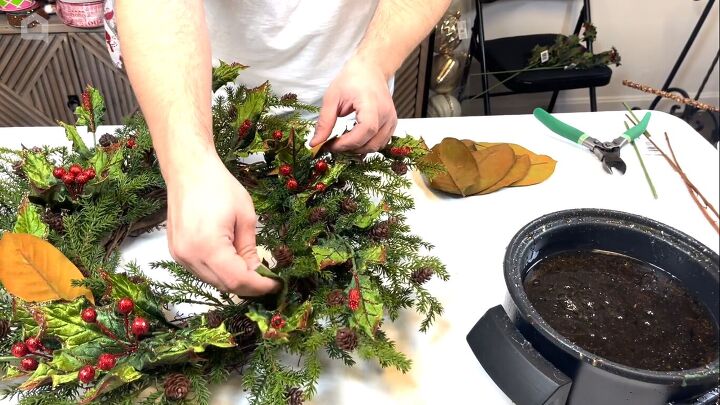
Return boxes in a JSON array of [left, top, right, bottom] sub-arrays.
[[664, 132, 719, 233], [623, 80, 719, 112]]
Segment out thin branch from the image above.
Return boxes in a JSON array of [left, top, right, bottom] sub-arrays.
[[623, 80, 719, 112], [625, 121, 658, 199]]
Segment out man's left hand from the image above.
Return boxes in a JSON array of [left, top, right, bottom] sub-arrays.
[[310, 57, 397, 154]]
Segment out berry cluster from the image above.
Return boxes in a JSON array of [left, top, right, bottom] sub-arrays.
[[347, 288, 361, 311], [387, 145, 412, 175], [53, 164, 96, 198], [238, 119, 253, 139], [11, 337, 50, 372], [74, 298, 151, 384], [279, 160, 330, 193]]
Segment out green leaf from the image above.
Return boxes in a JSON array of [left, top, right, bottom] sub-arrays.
[[315, 162, 347, 188], [58, 121, 90, 157], [81, 363, 142, 404], [348, 276, 384, 338], [23, 152, 54, 190], [212, 60, 247, 92], [106, 272, 170, 326], [2, 365, 23, 380], [235, 82, 269, 131], [357, 245, 387, 268], [353, 201, 386, 229], [255, 263, 287, 306], [89, 148, 109, 177], [74, 106, 92, 128], [246, 307, 270, 334], [285, 301, 312, 332], [312, 239, 351, 270], [29, 299, 115, 349], [89, 86, 106, 129], [13, 200, 48, 238]]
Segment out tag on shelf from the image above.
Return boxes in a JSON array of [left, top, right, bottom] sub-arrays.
[[540, 50, 550, 64]]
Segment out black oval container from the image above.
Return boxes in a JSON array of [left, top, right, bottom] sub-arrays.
[[467, 209, 720, 405]]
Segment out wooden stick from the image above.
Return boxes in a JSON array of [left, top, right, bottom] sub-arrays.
[[623, 80, 719, 112]]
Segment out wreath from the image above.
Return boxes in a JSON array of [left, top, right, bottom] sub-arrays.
[[0, 62, 447, 404]]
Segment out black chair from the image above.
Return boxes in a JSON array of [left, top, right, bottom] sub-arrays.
[[457, 0, 612, 115]]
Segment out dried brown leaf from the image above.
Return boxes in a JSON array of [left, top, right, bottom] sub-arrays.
[[480, 154, 531, 194], [468, 144, 515, 194], [511, 154, 557, 186], [437, 138, 479, 196]]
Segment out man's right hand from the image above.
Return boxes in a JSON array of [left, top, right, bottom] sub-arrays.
[[165, 153, 279, 296]]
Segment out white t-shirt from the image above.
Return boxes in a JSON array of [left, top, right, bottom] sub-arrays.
[[105, 0, 380, 108]]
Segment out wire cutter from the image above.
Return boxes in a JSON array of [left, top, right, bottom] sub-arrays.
[[533, 108, 652, 175]]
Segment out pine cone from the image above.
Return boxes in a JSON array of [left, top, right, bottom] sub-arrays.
[[335, 327, 358, 351], [42, 210, 65, 234], [391, 161, 408, 175], [228, 104, 238, 121], [0, 319, 10, 340], [309, 207, 327, 224], [340, 197, 357, 214], [206, 310, 223, 328], [164, 373, 191, 401], [227, 314, 259, 341], [273, 245, 294, 268], [128, 275, 146, 285], [281, 93, 298, 103], [370, 221, 390, 239], [326, 290, 346, 307], [411, 267, 434, 285], [286, 387, 304, 405], [98, 133, 118, 147], [12, 161, 25, 179]]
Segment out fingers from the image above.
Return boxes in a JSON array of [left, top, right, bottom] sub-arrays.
[[234, 214, 261, 273], [329, 101, 396, 154], [310, 92, 340, 147], [204, 245, 279, 296]]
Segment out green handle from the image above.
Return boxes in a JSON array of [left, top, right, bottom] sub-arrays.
[[622, 112, 651, 142], [533, 108, 587, 144]]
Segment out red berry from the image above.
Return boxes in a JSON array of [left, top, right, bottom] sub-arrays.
[[238, 119, 253, 138], [62, 173, 75, 185], [401, 146, 412, 156], [270, 313, 286, 329], [76, 173, 89, 185], [69, 164, 83, 175], [272, 130, 283, 140], [96, 353, 116, 371], [279, 164, 292, 177], [11, 342, 28, 358], [78, 365, 95, 384], [314, 160, 328, 173], [314, 182, 327, 192], [117, 297, 134, 315], [348, 288, 361, 311], [53, 167, 66, 179], [286, 178, 298, 191], [131, 317, 150, 337], [126, 138, 136, 148], [20, 357, 38, 372], [84, 168, 96, 180], [390, 146, 402, 156], [81, 307, 97, 323], [25, 337, 42, 353]]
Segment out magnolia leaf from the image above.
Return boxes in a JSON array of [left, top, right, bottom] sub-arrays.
[[13, 199, 48, 239], [469, 144, 515, 194], [425, 148, 461, 195], [436, 138, 479, 196], [312, 239, 352, 270], [58, 121, 90, 157], [81, 363, 142, 404], [480, 154, 531, 194], [353, 201, 387, 229], [461, 139, 477, 150], [511, 154, 557, 186], [106, 272, 168, 326], [476, 142, 536, 157], [348, 275, 383, 337], [0, 233, 94, 303], [22, 152, 54, 190]]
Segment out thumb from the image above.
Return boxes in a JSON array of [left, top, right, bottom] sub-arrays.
[[234, 214, 261, 272], [310, 93, 339, 147]]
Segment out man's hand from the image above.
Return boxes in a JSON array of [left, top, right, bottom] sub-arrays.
[[311, 57, 397, 154], [165, 153, 278, 296]]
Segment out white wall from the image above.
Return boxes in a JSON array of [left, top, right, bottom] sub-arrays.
[[451, 0, 719, 115]]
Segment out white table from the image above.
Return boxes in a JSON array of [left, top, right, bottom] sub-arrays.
[[1, 111, 718, 405]]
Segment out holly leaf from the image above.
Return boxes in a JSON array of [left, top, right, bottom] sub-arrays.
[[22, 152, 54, 190], [312, 239, 351, 270], [27, 299, 112, 348], [106, 272, 169, 326], [285, 301, 313, 332], [0, 233, 94, 303], [13, 199, 48, 239], [89, 148, 109, 177], [212, 60, 248, 91], [348, 275, 384, 338], [2, 365, 23, 380], [58, 121, 90, 157], [357, 245, 387, 268], [89, 86, 106, 129], [315, 162, 347, 188], [353, 201, 387, 229], [255, 263, 288, 306], [246, 307, 270, 334], [235, 82, 269, 130]]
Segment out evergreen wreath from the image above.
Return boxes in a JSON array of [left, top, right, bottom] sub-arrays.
[[0, 62, 447, 404]]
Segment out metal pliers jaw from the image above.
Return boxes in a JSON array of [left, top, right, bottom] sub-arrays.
[[534, 108, 652, 175]]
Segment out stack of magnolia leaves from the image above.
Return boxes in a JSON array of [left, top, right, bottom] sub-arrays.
[[424, 138, 557, 196]]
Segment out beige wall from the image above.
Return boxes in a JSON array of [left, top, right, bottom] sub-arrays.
[[453, 0, 719, 114]]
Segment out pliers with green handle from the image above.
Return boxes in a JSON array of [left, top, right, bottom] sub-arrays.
[[533, 108, 651, 175]]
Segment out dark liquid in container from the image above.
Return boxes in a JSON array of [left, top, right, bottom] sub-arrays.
[[524, 250, 719, 371]]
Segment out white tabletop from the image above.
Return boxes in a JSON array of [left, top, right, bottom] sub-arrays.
[[1, 111, 718, 405]]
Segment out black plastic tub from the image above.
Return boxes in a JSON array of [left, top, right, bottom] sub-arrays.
[[467, 209, 720, 405]]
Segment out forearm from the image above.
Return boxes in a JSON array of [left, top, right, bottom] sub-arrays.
[[116, 0, 214, 187], [356, 0, 451, 79]]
